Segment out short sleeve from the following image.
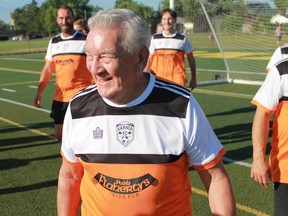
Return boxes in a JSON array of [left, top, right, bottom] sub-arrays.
[[185, 95, 224, 169], [61, 103, 79, 163], [183, 35, 194, 54], [148, 36, 156, 55], [252, 66, 282, 111], [45, 39, 53, 61], [266, 47, 282, 71]]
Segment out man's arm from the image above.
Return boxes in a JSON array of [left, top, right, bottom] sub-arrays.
[[186, 52, 196, 90], [197, 161, 236, 216], [57, 158, 83, 216], [34, 60, 55, 108], [250, 107, 271, 188]]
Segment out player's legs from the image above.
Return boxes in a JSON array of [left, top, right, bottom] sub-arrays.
[[274, 182, 288, 216], [50, 100, 69, 142]]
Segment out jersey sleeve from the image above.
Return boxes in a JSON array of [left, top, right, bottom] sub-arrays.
[[183, 35, 194, 54], [148, 36, 156, 55], [185, 95, 225, 170], [251, 66, 282, 111], [61, 103, 79, 163], [44, 39, 53, 62], [266, 47, 281, 71]]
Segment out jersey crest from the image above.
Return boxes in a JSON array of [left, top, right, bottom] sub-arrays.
[[116, 121, 134, 147]]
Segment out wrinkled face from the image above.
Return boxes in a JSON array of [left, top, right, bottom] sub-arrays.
[[56, 8, 74, 34], [161, 12, 176, 32], [85, 28, 141, 104]]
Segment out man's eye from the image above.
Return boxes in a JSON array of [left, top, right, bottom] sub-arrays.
[[101, 54, 114, 59], [87, 55, 93, 60]]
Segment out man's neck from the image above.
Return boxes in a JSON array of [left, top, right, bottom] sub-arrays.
[[163, 29, 176, 36], [62, 30, 76, 38]]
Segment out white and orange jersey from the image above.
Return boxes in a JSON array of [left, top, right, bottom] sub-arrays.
[[266, 44, 288, 72], [45, 31, 94, 102], [252, 59, 288, 183], [149, 32, 194, 87], [61, 73, 225, 215]]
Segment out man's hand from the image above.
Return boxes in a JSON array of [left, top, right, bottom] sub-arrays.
[[250, 158, 270, 188], [189, 79, 197, 90], [34, 94, 42, 108]]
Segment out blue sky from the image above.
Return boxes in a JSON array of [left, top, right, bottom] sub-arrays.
[[0, 0, 162, 24]]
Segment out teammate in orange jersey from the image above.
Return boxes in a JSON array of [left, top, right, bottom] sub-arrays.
[[251, 59, 288, 216], [34, 5, 94, 142], [57, 9, 236, 216], [144, 9, 197, 90]]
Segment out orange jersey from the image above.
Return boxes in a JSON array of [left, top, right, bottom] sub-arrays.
[[252, 59, 288, 183], [149, 32, 194, 87], [45, 32, 94, 102], [61, 74, 226, 215]]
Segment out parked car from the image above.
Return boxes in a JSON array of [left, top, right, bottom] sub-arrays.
[[29, 34, 43, 39]]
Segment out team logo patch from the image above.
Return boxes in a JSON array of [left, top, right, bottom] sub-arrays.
[[93, 127, 103, 139], [116, 121, 134, 147]]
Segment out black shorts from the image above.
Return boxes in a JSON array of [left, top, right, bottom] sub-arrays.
[[274, 182, 288, 216], [50, 100, 69, 124]]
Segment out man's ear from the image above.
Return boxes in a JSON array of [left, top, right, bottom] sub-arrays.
[[139, 46, 149, 65]]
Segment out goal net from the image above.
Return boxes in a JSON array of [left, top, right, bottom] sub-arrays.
[[175, 0, 288, 86]]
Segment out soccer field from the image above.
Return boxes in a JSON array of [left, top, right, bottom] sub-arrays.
[[0, 52, 273, 215]]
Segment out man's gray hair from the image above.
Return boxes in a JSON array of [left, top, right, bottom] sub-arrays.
[[88, 9, 151, 54]]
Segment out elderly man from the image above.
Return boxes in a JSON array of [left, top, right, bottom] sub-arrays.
[[57, 9, 236, 216]]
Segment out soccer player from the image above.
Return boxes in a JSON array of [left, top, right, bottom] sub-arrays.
[[57, 9, 236, 215], [251, 59, 288, 216], [34, 5, 94, 142], [144, 9, 197, 90]]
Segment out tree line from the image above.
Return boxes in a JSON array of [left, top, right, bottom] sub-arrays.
[[0, 0, 287, 36]]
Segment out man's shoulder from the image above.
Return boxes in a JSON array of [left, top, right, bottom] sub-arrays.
[[50, 32, 87, 44]]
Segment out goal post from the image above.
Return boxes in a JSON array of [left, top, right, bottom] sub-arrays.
[[174, 0, 288, 86]]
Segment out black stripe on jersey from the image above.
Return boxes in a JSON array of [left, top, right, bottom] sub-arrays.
[[279, 96, 288, 102], [72, 84, 97, 99], [281, 46, 288, 54], [52, 52, 87, 57], [70, 83, 189, 119], [75, 153, 183, 164], [154, 48, 185, 52], [153, 32, 185, 40], [51, 32, 87, 43], [276, 60, 288, 75], [155, 79, 191, 96]]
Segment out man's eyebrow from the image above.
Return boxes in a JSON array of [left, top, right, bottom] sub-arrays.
[[85, 50, 118, 55]]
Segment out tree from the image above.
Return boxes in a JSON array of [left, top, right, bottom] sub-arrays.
[[39, 0, 97, 35], [0, 20, 9, 31], [115, 0, 154, 24], [11, 0, 43, 34]]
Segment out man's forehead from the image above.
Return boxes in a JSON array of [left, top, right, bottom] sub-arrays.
[[57, 9, 72, 17]]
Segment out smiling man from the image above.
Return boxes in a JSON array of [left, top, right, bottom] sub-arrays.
[[34, 5, 94, 142], [57, 9, 236, 216], [144, 9, 197, 90]]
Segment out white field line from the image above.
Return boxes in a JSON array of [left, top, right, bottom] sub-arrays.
[[0, 57, 43, 62], [194, 88, 254, 99], [0, 97, 50, 113], [0, 67, 40, 74], [29, 85, 38, 89], [2, 88, 16, 92]]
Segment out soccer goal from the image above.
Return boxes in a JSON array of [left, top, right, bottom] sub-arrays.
[[176, 0, 288, 86]]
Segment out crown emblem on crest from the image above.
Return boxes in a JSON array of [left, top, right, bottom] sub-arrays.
[[116, 121, 134, 147]]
